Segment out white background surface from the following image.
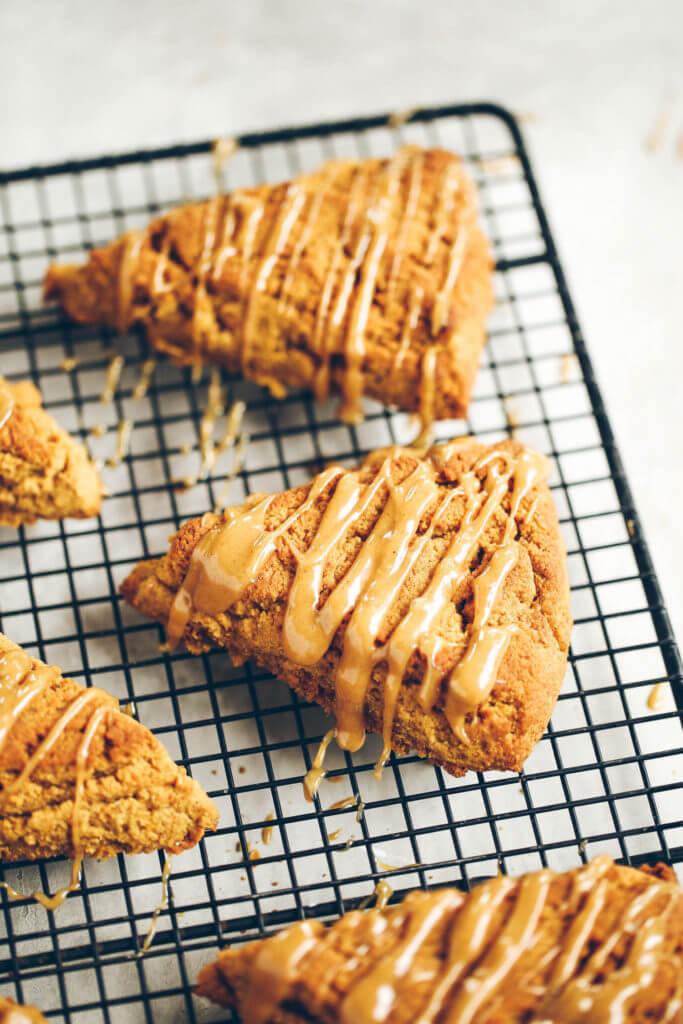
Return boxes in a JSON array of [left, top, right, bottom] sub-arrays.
[[2, 0, 682, 630]]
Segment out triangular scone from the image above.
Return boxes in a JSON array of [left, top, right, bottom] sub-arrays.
[[196, 858, 683, 1022], [121, 438, 571, 778], [0, 998, 47, 1024], [0, 633, 218, 862], [0, 376, 102, 527], [44, 147, 493, 428]]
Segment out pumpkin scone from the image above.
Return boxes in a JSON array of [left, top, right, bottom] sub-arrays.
[[0, 999, 47, 1024], [0, 632, 218, 863], [120, 437, 571, 779], [44, 147, 494, 432], [0, 375, 102, 527], [195, 857, 683, 1023]]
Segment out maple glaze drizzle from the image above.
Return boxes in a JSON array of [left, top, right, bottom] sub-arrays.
[[139, 856, 174, 954], [132, 358, 156, 400], [238, 858, 680, 1024], [117, 233, 144, 333], [303, 729, 336, 802], [373, 878, 393, 910], [647, 682, 668, 710], [328, 794, 359, 812], [100, 355, 124, 404], [107, 418, 132, 468], [337, 149, 410, 423], [0, 855, 83, 912], [0, 644, 118, 909], [168, 443, 549, 765], [241, 185, 307, 392], [197, 367, 224, 478], [261, 813, 274, 846]]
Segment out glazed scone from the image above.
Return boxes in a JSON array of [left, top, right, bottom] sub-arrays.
[[195, 858, 683, 1023], [0, 375, 102, 526], [120, 437, 571, 778], [0, 999, 46, 1024], [0, 632, 218, 862], [44, 147, 494, 430], [0, 999, 47, 1024]]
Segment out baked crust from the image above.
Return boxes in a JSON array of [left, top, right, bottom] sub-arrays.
[[195, 858, 683, 1023], [120, 438, 571, 777], [0, 377, 102, 527], [43, 148, 494, 425], [0, 633, 218, 862]]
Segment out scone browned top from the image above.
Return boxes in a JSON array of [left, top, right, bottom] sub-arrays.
[[44, 147, 493, 430], [0, 633, 217, 863], [195, 857, 683, 1024], [121, 438, 571, 778], [0, 375, 102, 527]]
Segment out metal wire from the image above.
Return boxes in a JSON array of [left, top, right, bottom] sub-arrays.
[[0, 102, 681, 1022]]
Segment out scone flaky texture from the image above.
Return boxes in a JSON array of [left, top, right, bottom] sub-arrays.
[[120, 438, 571, 777], [195, 859, 683, 1023], [0, 378, 102, 526], [44, 148, 493, 423], [0, 633, 218, 862]]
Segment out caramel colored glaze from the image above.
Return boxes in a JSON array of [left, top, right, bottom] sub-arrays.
[[44, 148, 494, 430], [0, 376, 102, 526], [122, 437, 571, 779], [100, 354, 124, 403], [328, 795, 358, 811], [132, 358, 156, 400], [140, 856, 174, 953], [107, 417, 132, 468], [167, 442, 549, 764], [648, 681, 668, 710], [261, 813, 274, 846], [0, 854, 82, 911], [303, 729, 336, 802], [0, 997, 48, 1024], [196, 858, 683, 1024], [374, 878, 393, 910], [0, 632, 217, 864]]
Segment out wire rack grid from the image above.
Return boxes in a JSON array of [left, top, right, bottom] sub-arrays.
[[0, 102, 681, 1022]]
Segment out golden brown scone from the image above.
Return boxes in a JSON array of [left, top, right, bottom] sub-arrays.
[[43, 147, 494, 428], [195, 858, 683, 1023], [0, 375, 102, 527], [0, 633, 218, 862], [0, 999, 47, 1024], [120, 437, 571, 778]]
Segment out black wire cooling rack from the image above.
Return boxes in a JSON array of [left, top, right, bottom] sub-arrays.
[[0, 102, 682, 1022]]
